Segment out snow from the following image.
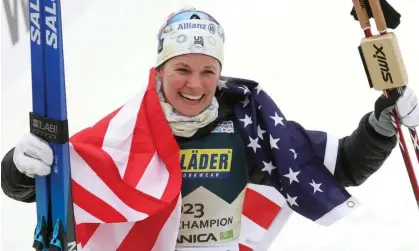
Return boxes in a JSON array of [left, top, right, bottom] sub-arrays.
[[1, 0, 419, 250]]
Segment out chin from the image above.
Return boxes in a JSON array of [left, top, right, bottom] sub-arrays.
[[177, 107, 203, 117]]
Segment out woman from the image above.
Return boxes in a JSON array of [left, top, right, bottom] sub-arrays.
[[2, 7, 419, 251]]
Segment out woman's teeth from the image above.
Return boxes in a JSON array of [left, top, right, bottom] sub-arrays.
[[180, 93, 203, 101]]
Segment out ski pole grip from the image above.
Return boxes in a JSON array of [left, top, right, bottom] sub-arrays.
[[368, 0, 388, 33], [358, 32, 408, 91], [352, 0, 371, 30], [354, 0, 408, 91]]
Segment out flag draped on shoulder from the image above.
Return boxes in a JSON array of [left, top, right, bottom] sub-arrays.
[[68, 68, 359, 251], [219, 76, 360, 225], [69, 68, 182, 251]]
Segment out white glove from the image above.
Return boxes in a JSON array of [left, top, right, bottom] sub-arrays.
[[395, 86, 419, 128], [369, 85, 419, 137], [13, 133, 53, 178]]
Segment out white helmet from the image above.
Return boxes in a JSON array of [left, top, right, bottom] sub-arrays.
[[155, 7, 225, 68]]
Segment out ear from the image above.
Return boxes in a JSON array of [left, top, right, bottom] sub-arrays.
[[155, 65, 165, 81], [155, 67, 163, 92]]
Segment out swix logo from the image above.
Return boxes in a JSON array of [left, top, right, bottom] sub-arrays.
[[373, 44, 393, 84]]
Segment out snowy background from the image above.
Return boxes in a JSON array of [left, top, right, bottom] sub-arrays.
[[1, 0, 419, 250]]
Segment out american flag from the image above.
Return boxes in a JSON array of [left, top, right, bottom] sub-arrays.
[[220, 76, 359, 224], [69, 68, 358, 251]]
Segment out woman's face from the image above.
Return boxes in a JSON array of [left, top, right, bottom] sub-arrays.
[[156, 54, 221, 117]]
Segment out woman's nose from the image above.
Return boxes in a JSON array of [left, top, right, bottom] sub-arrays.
[[186, 74, 202, 89]]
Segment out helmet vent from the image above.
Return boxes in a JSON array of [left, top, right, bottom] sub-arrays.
[[190, 14, 200, 19]]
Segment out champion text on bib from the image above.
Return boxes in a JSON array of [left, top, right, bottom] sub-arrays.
[[176, 120, 249, 249]]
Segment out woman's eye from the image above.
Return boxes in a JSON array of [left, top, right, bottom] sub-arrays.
[[176, 68, 188, 73], [203, 70, 214, 75]]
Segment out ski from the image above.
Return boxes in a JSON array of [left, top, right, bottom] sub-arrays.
[[30, 0, 50, 249], [29, 0, 77, 250]]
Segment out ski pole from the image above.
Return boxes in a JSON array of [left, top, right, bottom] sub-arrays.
[[352, 0, 419, 208]]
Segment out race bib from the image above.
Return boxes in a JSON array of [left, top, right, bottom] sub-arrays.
[[176, 186, 246, 247]]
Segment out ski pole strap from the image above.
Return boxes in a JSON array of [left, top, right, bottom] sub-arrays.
[[29, 112, 69, 144], [350, 0, 401, 29]]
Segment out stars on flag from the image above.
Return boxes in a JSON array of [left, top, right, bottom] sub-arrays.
[[284, 167, 300, 185], [217, 79, 229, 91], [248, 136, 261, 153], [240, 114, 253, 128], [309, 179, 323, 194], [286, 194, 299, 207], [289, 149, 297, 159], [254, 84, 263, 95], [238, 85, 250, 94], [228, 81, 353, 216], [269, 134, 280, 149], [261, 161, 277, 175], [270, 112, 284, 126], [240, 96, 249, 108], [257, 125, 266, 140]]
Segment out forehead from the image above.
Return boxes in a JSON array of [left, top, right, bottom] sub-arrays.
[[168, 54, 219, 68]]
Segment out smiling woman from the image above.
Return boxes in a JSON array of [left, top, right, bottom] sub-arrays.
[[153, 8, 225, 137]]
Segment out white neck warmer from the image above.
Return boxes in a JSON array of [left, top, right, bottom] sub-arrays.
[[158, 91, 219, 138]]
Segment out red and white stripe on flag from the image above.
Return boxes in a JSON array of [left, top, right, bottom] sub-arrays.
[[68, 68, 291, 251], [238, 184, 292, 251]]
